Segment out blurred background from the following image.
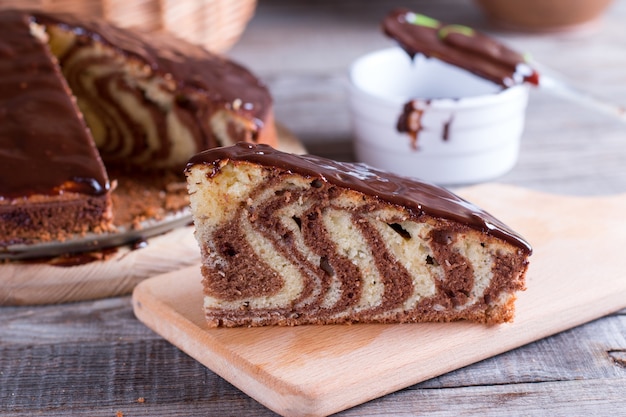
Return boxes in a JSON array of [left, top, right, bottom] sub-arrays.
[[227, 0, 626, 195]]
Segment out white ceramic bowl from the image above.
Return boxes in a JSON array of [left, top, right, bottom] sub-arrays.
[[348, 47, 530, 185]]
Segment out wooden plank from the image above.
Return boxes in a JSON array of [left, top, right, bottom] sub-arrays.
[[1, 301, 624, 416], [132, 184, 626, 417], [340, 379, 626, 417], [0, 226, 199, 306]]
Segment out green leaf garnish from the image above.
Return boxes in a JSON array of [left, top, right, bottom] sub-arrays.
[[438, 24, 475, 39], [405, 12, 440, 29], [523, 52, 534, 63]]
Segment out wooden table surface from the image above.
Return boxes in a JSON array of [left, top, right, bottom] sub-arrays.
[[2, 0, 626, 416]]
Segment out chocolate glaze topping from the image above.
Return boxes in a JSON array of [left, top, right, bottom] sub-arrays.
[[396, 99, 430, 149], [0, 10, 109, 198], [187, 143, 532, 254], [382, 9, 539, 87]]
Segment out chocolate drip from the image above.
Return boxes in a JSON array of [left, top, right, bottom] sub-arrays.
[[396, 99, 430, 149], [187, 143, 532, 254], [0, 10, 109, 198], [382, 9, 540, 88]]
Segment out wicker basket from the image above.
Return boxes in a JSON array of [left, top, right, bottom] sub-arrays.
[[1, 0, 257, 53]]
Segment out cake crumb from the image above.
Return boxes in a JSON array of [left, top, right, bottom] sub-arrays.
[[116, 411, 123, 417], [137, 397, 145, 403]]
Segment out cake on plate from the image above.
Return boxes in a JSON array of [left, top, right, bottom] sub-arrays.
[[0, 9, 276, 246], [185, 143, 532, 327]]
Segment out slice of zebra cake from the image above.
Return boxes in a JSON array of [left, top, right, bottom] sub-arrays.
[[185, 143, 531, 327]]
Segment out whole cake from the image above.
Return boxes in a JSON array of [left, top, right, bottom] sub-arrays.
[[186, 143, 532, 327], [0, 9, 276, 246]]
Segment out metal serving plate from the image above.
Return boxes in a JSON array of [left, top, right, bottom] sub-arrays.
[[0, 209, 192, 261]]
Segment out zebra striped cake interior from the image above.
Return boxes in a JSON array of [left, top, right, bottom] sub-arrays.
[[186, 143, 531, 327]]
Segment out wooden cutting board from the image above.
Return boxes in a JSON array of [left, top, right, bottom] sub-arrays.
[[132, 183, 626, 417], [0, 126, 304, 306]]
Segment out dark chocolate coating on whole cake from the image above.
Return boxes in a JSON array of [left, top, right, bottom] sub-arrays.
[[382, 8, 539, 87], [0, 10, 109, 198], [187, 143, 532, 254]]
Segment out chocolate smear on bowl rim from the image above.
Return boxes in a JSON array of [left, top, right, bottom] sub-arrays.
[[382, 9, 539, 148]]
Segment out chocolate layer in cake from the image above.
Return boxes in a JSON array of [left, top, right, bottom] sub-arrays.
[[186, 143, 531, 327]]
